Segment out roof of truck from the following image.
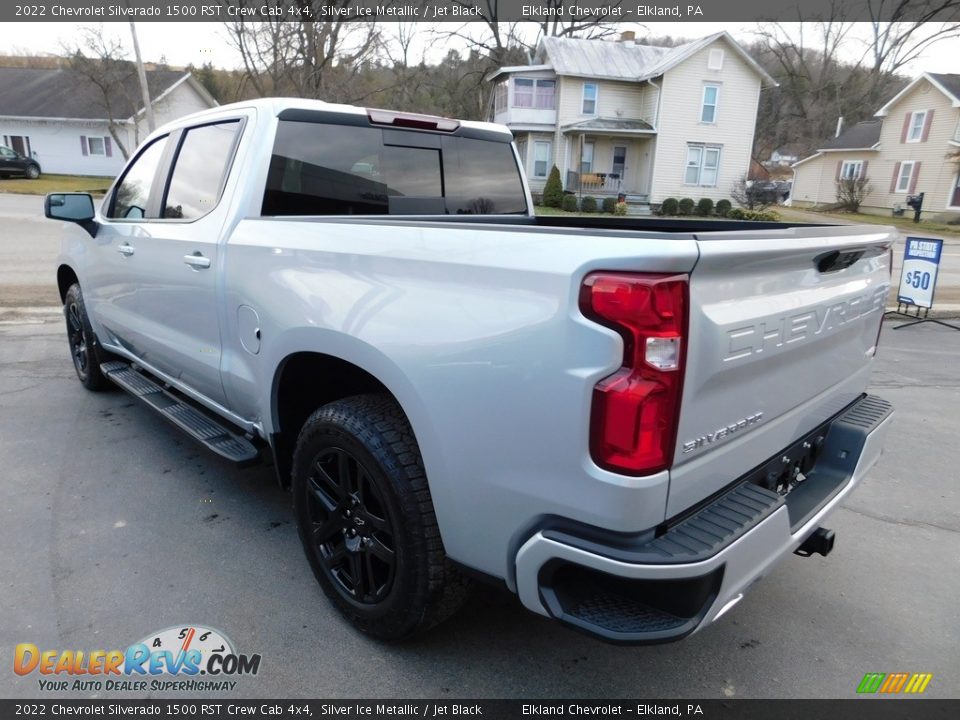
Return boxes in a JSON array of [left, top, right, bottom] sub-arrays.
[[156, 97, 513, 139]]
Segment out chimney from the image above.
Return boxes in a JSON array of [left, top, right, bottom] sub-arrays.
[[835, 116, 844, 138], [620, 31, 636, 43]]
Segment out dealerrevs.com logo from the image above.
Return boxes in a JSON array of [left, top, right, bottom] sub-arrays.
[[14, 625, 261, 692]]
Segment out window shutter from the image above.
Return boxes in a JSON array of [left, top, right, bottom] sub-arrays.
[[890, 162, 901, 193], [908, 162, 921, 194], [921, 109, 934, 141], [104, 137, 112, 157], [80, 136, 88, 156], [835, 161, 842, 181], [860, 160, 868, 179], [900, 113, 911, 143]]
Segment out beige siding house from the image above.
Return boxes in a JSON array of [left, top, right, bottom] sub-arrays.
[[791, 73, 960, 220], [488, 32, 776, 210]]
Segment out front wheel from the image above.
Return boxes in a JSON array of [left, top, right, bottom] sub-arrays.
[[292, 394, 471, 640], [25, 165, 40, 179], [64, 283, 110, 391]]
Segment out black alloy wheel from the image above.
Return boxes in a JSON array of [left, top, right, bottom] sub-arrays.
[[63, 283, 110, 391], [306, 446, 397, 605], [66, 300, 90, 378], [291, 395, 471, 640]]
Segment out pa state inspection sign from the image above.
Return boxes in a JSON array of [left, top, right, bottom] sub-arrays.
[[897, 237, 944, 309]]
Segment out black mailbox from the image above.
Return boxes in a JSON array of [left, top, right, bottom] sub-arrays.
[[905, 192, 924, 222]]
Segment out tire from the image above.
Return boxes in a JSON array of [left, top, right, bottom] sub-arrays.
[[64, 283, 111, 391], [25, 165, 40, 179], [292, 394, 471, 640]]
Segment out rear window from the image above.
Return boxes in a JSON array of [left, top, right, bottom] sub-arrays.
[[262, 121, 527, 216]]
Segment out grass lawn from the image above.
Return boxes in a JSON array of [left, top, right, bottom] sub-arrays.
[[0, 174, 112, 196], [779, 207, 960, 238]]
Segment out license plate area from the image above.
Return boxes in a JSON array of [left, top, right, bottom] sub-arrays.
[[745, 420, 831, 497]]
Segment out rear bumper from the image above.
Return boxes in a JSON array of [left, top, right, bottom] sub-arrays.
[[514, 394, 893, 644]]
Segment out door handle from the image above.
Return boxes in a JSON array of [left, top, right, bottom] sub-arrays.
[[117, 244, 135, 256], [183, 253, 211, 269]]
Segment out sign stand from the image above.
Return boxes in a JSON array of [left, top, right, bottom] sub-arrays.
[[884, 302, 960, 330], [885, 236, 960, 331]]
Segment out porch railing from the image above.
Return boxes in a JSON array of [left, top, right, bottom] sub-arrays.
[[565, 171, 623, 194]]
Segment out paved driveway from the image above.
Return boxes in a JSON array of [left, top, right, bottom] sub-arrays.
[[0, 319, 957, 699]]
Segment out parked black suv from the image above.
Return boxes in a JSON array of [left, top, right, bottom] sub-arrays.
[[0, 144, 41, 179]]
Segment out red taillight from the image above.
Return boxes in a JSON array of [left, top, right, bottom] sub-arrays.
[[579, 272, 689, 475]]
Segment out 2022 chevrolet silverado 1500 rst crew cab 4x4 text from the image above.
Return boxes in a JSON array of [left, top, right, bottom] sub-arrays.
[[45, 99, 894, 644]]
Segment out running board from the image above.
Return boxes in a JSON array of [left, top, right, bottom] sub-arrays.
[[100, 361, 259, 464]]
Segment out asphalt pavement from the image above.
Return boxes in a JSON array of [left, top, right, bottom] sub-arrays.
[[0, 316, 958, 700]]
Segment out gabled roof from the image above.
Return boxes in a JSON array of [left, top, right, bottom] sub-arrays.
[[0, 66, 215, 121], [529, 31, 776, 87], [818, 120, 882, 150], [791, 119, 882, 168], [875, 72, 960, 117]]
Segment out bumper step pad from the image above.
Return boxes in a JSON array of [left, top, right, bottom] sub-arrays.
[[100, 361, 259, 464], [535, 393, 892, 644]]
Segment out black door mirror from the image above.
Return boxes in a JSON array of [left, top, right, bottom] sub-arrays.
[[45, 193, 98, 236]]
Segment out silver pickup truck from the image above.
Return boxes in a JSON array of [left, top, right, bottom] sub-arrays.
[[45, 99, 894, 644]]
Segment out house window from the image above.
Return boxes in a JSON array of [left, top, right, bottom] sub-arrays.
[[685, 144, 721, 186], [494, 82, 507, 114], [895, 161, 915, 193], [708, 49, 724, 70], [86, 137, 107, 156], [582, 83, 597, 115], [906, 111, 926, 142], [580, 142, 595, 174], [534, 80, 555, 109], [533, 141, 551, 178], [701, 85, 719, 123], [514, 79, 534, 108], [840, 161, 863, 179], [512, 79, 556, 110]]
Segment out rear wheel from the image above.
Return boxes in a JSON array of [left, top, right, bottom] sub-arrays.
[[64, 283, 110, 391], [292, 394, 471, 640]]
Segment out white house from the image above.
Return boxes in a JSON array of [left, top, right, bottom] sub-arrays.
[[487, 31, 776, 208], [0, 66, 217, 176], [791, 73, 960, 220]]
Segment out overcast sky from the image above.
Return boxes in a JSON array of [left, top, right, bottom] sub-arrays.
[[2, 21, 958, 75]]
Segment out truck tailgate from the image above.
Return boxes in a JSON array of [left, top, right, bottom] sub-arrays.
[[667, 225, 894, 517]]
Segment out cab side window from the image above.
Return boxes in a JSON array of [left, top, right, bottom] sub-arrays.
[[163, 121, 241, 220], [109, 136, 168, 220]]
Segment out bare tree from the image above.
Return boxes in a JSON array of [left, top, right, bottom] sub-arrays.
[[380, 22, 421, 109], [222, 2, 380, 103], [752, 1, 960, 155], [443, 2, 627, 67], [62, 25, 142, 160], [864, 0, 960, 79], [752, 9, 858, 149], [836, 176, 872, 211]]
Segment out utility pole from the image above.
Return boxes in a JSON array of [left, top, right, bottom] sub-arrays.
[[129, 21, 155, 133]]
